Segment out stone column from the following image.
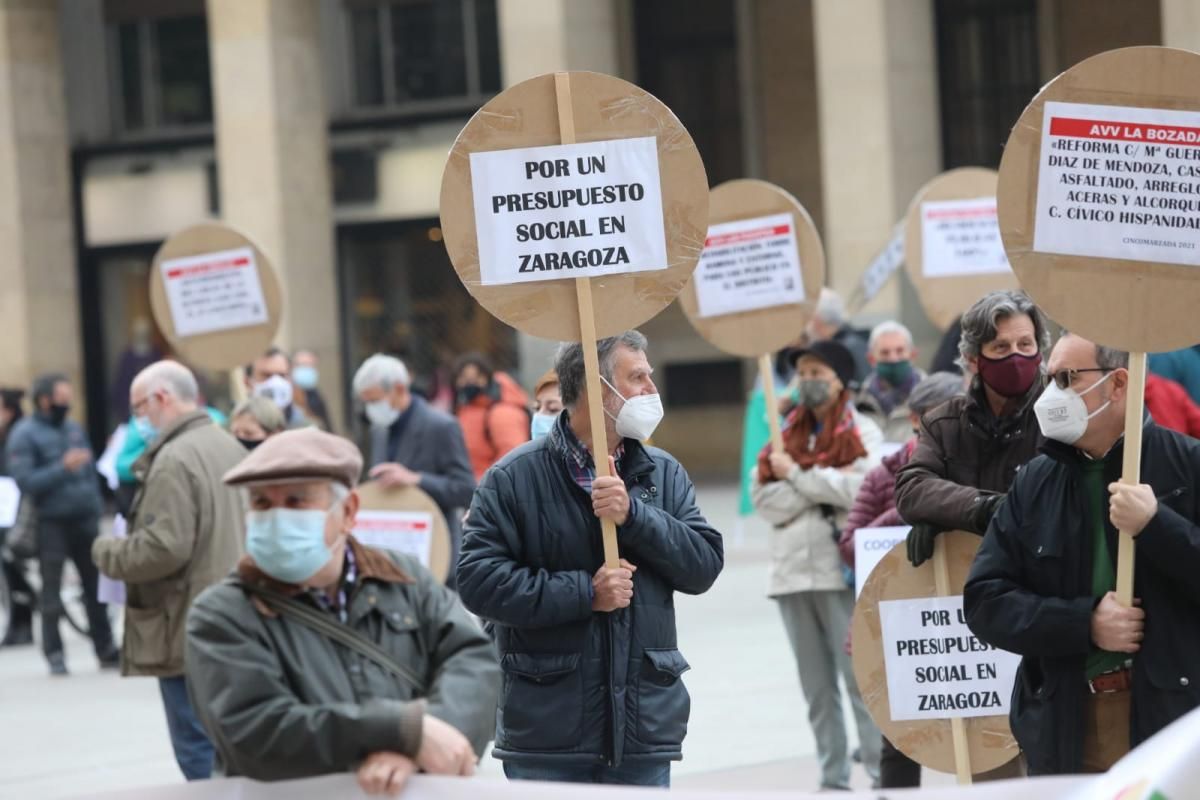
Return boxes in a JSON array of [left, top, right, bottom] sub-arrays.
[[1160, 0, 1199, 48], [207, 0, 344, 427], [812, 0, 942, 317], [0, 1, 83, 405]]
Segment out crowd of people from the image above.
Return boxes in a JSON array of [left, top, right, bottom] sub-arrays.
[[0, 286, 1199, 794]]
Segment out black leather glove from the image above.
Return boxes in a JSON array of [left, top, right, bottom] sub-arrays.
[[969, 493, 1004, 535], [906, 522, 942, 568]]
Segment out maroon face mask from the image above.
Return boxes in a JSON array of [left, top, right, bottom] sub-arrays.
[[977, 352, 1042, 398]]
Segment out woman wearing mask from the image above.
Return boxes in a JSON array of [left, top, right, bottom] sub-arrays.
[[230, 397, 288, 450], [752, 340, 884, 792], [530, 369, 562, 439], [452, 353, 530, 480], [895, 290, 1050, 567], [0, 389, 34, 646]]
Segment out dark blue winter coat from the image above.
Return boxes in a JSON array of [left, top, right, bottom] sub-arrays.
[[456, 412, 723, 766]]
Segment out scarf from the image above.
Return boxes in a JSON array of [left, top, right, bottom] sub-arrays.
[[758, 390, 868, 482]]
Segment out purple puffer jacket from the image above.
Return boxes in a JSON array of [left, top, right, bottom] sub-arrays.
[[838, 438, 915, 567]]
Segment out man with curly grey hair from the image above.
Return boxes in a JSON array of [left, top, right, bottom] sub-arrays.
[[896, 289, 1050, 567]]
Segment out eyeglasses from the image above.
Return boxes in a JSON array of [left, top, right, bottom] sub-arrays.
[[1049, 368, 1111, 390]]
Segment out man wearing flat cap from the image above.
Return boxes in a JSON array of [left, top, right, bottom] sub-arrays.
[[184, 428, 500, 796]]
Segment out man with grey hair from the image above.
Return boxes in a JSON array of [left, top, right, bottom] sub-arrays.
[[457, 331, 724, 787], [896, 290, 1049, 569], [806, 288, 870, 385], [857, 320, 926, 444], [93, 359, 248, 781], [353, 354, 474, 586], [966, 332, 1200, 774]]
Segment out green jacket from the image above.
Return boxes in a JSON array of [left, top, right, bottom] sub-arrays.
[[93, 410, 248, 677], [184, 540, 501, 782]]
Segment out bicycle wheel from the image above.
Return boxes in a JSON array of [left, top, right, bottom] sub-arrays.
[[0, 560, 10, 633], [59, 561, 90, 636]]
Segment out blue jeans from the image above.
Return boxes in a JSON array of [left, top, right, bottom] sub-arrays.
[[159, 676, 214, 781], [504, 760, 670, 788]]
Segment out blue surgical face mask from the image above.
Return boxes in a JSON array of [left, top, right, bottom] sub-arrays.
[[293, 365, 319, 391], [246, 505, 341, 584], [133, 415, 158, 443], [531, 412, 557, 439]]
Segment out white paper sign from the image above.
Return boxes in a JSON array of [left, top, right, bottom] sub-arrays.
[[920, 197, 1010, 277], [853, 526, 909, 599], [353, 510, 435, 568], [1033, 101, 1200, 266], [0, 477, 20, 528], [160, 246, 269, 337], [879, 595, 1020, 722], [98, 515, 127, 606], [693, 212, 806, 317], [469, 137, 668, 285]]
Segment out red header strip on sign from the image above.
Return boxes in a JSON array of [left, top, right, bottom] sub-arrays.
[[705, 224, 790, 249], [165, 256, 251, 280], [1049, 116, 1200, 147]]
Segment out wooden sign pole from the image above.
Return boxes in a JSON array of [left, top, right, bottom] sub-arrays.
[[758, 354, 785, 453], [554, 71, 620, 570], [1116, 352, 1147, 606], [932, 536, 972, 785]]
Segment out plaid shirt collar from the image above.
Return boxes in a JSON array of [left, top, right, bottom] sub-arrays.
[[309, 543, 357, 623], [555, 410, 623, 494]]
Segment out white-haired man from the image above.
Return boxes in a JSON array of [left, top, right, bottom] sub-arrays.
[[93, 360, 248, 781], [857, 321, 926, 444], [353, 354, 475, 587]]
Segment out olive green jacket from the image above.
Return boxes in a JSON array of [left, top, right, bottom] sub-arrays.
[[184, 540, 501, 782], [93, 410, 248, 677]]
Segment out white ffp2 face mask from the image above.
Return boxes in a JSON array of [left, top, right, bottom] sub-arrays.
[[1034, 371, 1113, 445], [365, 399, 400, 429], [254, 375, 294, 410], [601, 375, 663, 441]]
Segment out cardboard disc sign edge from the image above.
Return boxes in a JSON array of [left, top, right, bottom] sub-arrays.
[[437, 70, 710, 342], [354, 481, 452, 585], [904, 167, 1019, 332], [678, 179, 825, 358], [996, 45, 1200, 353], [850, 531, 1020, 775], [148, 222, 283, 372]]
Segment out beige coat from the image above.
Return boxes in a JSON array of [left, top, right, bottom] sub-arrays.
[[752, 410, 883, 597], [93, 410, 248, 677]]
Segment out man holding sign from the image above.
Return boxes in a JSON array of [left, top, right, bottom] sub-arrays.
[[457, 332, 723, 787], [965, 333, 1200, 775]]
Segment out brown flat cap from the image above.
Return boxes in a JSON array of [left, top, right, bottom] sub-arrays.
[[223, 427, 363, 488]]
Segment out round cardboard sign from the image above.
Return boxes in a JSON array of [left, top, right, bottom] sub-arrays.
[[438, 71, 709, 341], [354, 481, 452, 584], [997, 46, 1200, 353], [678, 179, 825, 357], [851, 531, 1020, 775], [148, 223, 282, 371], [905, 168, 1019, 331]]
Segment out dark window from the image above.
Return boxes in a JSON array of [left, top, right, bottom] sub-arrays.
[[634, 0, 743, 186], [155, 17, 212, 126], [663, 360, 744, 408], [338, 220, 517, 426], [935, 0, 1041, 168], [110, 14, 212, 133], [345, 0, 501, 112]]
